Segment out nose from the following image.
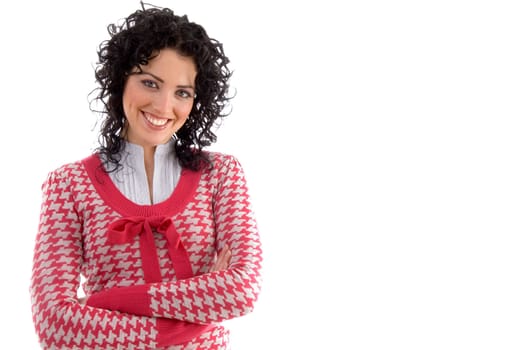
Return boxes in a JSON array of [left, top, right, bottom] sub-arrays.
[[152, 91, 174, 116]]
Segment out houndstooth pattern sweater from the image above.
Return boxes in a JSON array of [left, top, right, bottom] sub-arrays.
[[30, 151, 263, 349]]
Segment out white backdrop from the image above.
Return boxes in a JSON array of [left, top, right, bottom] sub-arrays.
[[1, 0, 526, 349]]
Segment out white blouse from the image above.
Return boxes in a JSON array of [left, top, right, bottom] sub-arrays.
[[106, 140, 181, 205]]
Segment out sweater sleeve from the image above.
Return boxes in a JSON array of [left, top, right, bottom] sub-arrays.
[[30, 168, 192, 349], [86, 155, 263, 325]]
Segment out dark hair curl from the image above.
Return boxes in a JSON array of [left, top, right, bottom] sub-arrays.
[[90, 2, 233, 171]]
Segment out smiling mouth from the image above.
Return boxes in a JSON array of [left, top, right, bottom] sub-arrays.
[[143, 112, 170, 127]]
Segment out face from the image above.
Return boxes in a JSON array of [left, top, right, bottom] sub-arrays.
[[122, 48, 197, 149]]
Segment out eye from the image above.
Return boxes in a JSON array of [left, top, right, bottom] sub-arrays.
[[141, 79, 158, 89], [176, 90, 194, 99]]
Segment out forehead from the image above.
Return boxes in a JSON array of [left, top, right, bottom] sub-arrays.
[[142, 49, 197, 76]]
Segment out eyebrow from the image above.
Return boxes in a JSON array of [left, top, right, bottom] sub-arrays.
[[139, 71, 195, 90]]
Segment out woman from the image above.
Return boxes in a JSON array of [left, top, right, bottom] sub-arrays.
[[30, 3, 262, 349]]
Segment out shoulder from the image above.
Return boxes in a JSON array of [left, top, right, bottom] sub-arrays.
[[202, 150, 245, 173], [199, 151, 253, 200], [198, 151, 250, 191], [204, 150, 238, 164], [42, 155, 94, 188]]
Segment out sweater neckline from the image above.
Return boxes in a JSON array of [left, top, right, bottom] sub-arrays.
[[109, 139, 181, 205], [82, 153, 201, 217]]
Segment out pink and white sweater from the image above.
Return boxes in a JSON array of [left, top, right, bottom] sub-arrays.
[[30, 152, 263, 349]]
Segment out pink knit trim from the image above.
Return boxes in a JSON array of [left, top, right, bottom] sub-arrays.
[[82, 154, 201, 217]]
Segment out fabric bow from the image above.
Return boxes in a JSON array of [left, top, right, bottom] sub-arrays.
[[107, 216, 194, 282]]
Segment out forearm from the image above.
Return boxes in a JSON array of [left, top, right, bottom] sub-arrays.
[[32, 286, 216, 348], [86, 263, 261, 324], [31, 286, 159, 348]]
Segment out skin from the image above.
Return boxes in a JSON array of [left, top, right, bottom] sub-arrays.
[[209, 245, 232, 272]]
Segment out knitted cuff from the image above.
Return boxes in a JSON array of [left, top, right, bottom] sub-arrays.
[[86, 284, 151, 316], [156, 318, 213, 347]]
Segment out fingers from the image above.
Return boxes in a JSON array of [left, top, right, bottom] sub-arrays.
[[210, 245, 232, 272]]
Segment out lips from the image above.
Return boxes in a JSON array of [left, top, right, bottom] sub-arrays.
[[143, 112, 170, 127]]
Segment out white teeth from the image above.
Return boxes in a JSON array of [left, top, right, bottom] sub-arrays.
[[144, 113, 169, 126]]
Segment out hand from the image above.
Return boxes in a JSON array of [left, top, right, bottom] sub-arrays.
[[210, 245, 232, 272]]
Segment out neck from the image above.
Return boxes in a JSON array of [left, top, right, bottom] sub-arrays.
[[142, 145, 156, 165], [143, 145, 156, 204]]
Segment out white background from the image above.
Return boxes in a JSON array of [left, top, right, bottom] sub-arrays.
[[1, 0, 525, 349]]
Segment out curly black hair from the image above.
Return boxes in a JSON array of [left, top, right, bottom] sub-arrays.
[[90, 2, 233, 171]]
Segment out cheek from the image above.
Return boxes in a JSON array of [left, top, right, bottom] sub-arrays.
[[122, 87, 136, 119], [174, 114, 190, 131], [122, 83, 147, 117], [169, 104, 191, 131], [175, 103, 193, 121], [122, 99, 131, 121], [182, 101, 194, 115]]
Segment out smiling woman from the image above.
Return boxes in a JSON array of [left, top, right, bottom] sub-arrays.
[[122, 50, 198, 201], [28, 3, 262, 349], [14, 0, 526, 349]]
